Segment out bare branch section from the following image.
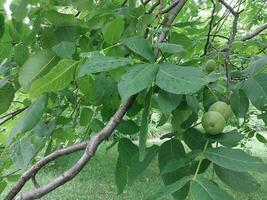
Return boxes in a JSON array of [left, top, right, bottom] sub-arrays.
[[218, 0, 242, 100], [6, 2, 189, 199], [202, 0, 216, 56], [241, 23, 267, 41], [0, 107, 28, 126], [159, 0, 180, 14], [155, 0, 188, 56]]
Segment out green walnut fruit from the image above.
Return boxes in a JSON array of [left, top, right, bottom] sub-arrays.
[[205, 59, 218, 73], [201, 111, 226, 135], [209, 101, 232, 121]]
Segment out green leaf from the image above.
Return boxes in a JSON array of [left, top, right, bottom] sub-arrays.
[[146, 176, 192, 200], [52, 41, 76, 59], [43, 10, 81, 27], [0, 181, 7, 194], [11, 0, 28, 21], [156, 64, 217, 95], [256, 133, 267, 144], [118, 64, 159, 102], [184, 128, 208, 150], [7, 95, 47, 144], [186, 95, 200, 113], [244, 55, 267, 75], [153, 43, 186, 54], [242, 73, 267, 110], [0, 83, 15, 114], [207, 130, 244, 147], [79, 108, 93, 126], [118, 138, 138, 166], [214, 165, 260, 193], [78, 55, 131, 77], [10, 137, 36, 170], [30, 59, 78, 97], [19, 50, 58, 89], [122, 36, 155, 63], [204, 147, 267, 172], [170, 33, 193, 50], [154, 89, 182, 116], [102, 16, 124, 45], [115, 155, 128, 194], [128, 145, 159, 185], [230, 90, 249, 119], [158, 139, 189, 200], [14, 43, 29, 66], [162, 151, 200, 174], [116, 120, 140, 135], [0, 14, 5, 39], [191, 176, 234, 200], [139, 88, 152, 161]]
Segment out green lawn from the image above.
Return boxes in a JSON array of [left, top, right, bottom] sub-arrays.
[[2, 140, 267, 200]]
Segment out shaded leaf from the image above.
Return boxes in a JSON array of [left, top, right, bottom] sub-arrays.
[[230, 90, 249, 119], [139, 88, 152, 161], [191, 176, 234, 200], [242, 73, 267, 111], [158, 139, 189, 200], [204, 147, 267, 172], [146, 176, 192, 200], [154, 89, 182, 116], [116, 120, 140, 135], [214, 165, 260, 193], [0, 83, 15, 114]]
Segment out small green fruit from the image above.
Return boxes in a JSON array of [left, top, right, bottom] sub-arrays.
[[202, 111, 226, 135], [209, 101, 232, 121], [205, 59, 218, 73]]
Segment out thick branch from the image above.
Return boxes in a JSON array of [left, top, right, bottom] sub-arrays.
[[158, 0, 180, 14], [155, 0, 188, 56], [218, 0, 238, 16], [241, 23, 267, 41], [218, 0, 242, 100]]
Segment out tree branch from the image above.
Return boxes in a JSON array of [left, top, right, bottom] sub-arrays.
[[141, 0, 151, 5], [218, 0, 243, 100], [202, 0, 216, 56], [155, 0, 188, 56], [0, 107, 28, 126], [158, 0, 180, 14], [241, 23, 267, 41]]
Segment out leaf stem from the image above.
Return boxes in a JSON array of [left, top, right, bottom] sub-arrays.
[[192, 140, 209, 180]]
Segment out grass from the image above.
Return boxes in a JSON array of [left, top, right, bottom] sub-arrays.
[[2, 139, 267, 200]]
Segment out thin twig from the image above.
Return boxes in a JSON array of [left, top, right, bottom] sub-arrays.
[[202, 0, 216, 56], [0, 107, 28, 126], [241, 23, 267, 41]]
